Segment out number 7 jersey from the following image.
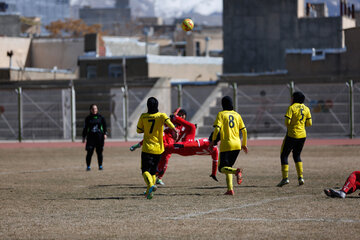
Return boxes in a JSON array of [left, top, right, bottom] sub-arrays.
[[212, 110, 246, 152], [137, 112, 175, 154]]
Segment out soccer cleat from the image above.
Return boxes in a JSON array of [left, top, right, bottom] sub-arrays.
[[277, 178, 289, 187], [130, 143, 141, 151], [146, 185, 157, 199], [324, 189, 332, 197], [99, 166, 103, 170], [86, 166, 91, 171], [298, 177, 304, 186], [329, 188, 346, 198], [236, 168, 243, 185], [156, 178, 165, 186], [224, 190, 234, 195]]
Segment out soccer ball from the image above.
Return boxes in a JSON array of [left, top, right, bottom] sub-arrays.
[[181, 18, 194, 32]]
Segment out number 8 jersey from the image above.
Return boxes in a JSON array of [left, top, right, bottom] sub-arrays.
[[212, 110, 247, 152], [137, 112, 175, 154]]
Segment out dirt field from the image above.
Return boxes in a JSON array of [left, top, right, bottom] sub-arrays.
[[1, 142, 360, 239]]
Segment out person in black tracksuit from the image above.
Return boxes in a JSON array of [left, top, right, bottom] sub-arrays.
[[82, 104, 107, 171]]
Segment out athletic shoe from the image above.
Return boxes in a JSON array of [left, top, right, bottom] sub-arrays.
[[298, 177, 304, 186], [99, 166, 103, 170], [277, 178, 289, 187], [156, 178, 165, 186], [324, 189, 332, 197], [86, 166, 91, 171], [146, 185, 157, 199], [236, 168, 243, 185], [329, 188, 346, 198], [224, 190, 234, 195]]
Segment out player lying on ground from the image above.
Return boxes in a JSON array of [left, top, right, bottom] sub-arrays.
[[131, 108, 219, 185], [324, 171, 360, 198]]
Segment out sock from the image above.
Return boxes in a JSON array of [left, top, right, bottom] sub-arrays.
[[226, 174, 233, 191], [281, 164, 289, 179], [152, 175, 156, 185], [295, 162, 303, 179], [220, 166, 237, 174], [142, 171, 153, 194]]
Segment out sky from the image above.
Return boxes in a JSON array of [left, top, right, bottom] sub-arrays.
[[70, 0, 360, 17]]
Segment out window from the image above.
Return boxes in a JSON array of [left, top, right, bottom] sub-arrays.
[[86, 65, 97, 79], [108, 64, 123, 78], [196, 41, 201, 56]]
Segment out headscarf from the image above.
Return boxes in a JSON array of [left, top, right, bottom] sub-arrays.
[[292, 92, 305, 104], [147, 97, 159, 114], [221, 96, 233, 110]]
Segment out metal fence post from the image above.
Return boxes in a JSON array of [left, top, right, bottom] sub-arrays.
[[70, 81, 76, 142], [178, 84, 182, 108], [123, 57, 128, 141], [17, 86, 22, 142], [289, 81, 294, 102], [348, 80, 354, 139], [232, 82, 238, 112]]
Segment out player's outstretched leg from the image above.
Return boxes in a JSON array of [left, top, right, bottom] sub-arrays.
[[324, 188, 346, 198]]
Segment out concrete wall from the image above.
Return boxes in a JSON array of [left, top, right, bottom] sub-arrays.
[[286, 27, 360, 77], [31, 38, 84, 70], [0, 15, 21, 37], [147, 55, 222, 81], [78, 57, 148, 79], [185, 27, 223, 56], [7, 68, 76, 81], [223, 0, 355, 74], [0, 37, 31, 68], [103, 37, 159, 56]]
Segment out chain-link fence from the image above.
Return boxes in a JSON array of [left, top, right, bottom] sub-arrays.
[[0, 87, 73, 141], [1, 80, 359, 141]]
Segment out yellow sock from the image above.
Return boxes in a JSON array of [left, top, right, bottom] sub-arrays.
[[142, 171, 153, 193], [152, 175, 156, 185], [220, 167, 237, 174], [281, 164, 289, 179], [295, 162, 303, 178], [226, 173, 233, 191]]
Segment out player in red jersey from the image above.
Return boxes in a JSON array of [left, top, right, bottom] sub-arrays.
[[324, 171, 360, 198], [130, 108, 219, 185]]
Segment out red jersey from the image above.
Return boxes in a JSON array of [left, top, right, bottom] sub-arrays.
[[172, 115, 196, 142]]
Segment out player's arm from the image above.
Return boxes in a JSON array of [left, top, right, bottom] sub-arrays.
[[305, 109, 312, 127], [173, 115, 196, 130], [239, 116, 248, 153], [136, 115, 144, 133], [164, 115, 179, 139], [101, 115, 108, 139], [284, 106, 292, 127], [82, 116, 89, 143], [240, 127, 248, 153], [211, 113, 222, 146]]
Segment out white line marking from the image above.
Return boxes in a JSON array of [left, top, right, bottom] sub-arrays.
[[206, 217, 360, 223], [164, 195, 311, 220]]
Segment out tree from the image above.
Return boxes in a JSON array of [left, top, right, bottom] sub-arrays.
[[45, 18, 105, 37]]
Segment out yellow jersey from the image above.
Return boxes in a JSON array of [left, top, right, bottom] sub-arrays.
[[137, 112, 175, 154], [285, 103, 312, 139], [212, 110, 247, 152]]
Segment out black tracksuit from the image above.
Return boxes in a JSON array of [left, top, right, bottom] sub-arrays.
[[82, 113, 107, 168]]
